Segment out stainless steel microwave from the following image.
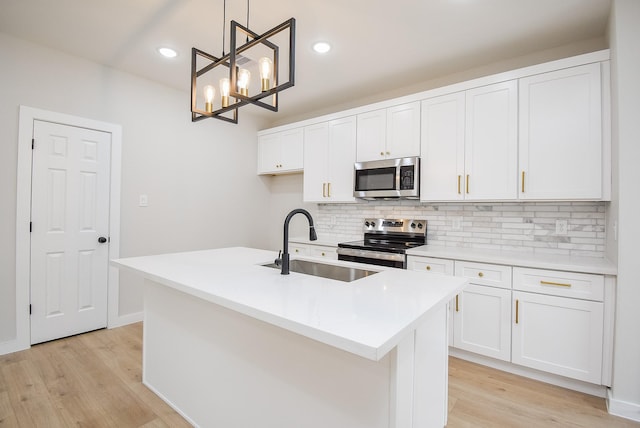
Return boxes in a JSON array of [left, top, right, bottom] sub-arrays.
[[353, 156, 420, 200]]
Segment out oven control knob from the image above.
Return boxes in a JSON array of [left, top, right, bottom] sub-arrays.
[[365, 221, 370, 227], [411, 222, 416, 228], [418, 223, 423, 229], [371, 222, 376, 227]]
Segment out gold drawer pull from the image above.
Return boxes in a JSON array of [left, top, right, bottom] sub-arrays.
[[521, 171, 525, 193], [515, 299, 519, 324], [455, 295, 459, 312], [426, 265, 431, 271], [457, 175, 461, 194], [327, 182, 331, 198], [478, 272, 484, 278], [466, 174, 470, 194], [322, 183, 327, 197], [540, 280, 571, 288], [321, 252, 325, 256]]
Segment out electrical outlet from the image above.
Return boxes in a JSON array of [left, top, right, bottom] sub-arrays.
[[139, 194, 148, 207], [555, 219, 568, 235], [452, 216, 462, 231]]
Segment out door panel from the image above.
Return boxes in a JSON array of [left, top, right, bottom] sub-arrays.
[[30, 120, 111, 344]]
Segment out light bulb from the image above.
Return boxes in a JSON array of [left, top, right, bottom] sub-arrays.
[[237, 68, 250, 96], [203, 84, 215, 113], [258, 57, 273, 92], [219, 78, 230, 108]]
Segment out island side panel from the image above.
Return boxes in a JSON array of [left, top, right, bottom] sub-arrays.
[[412, 305, 449, 427], [142, 279, 392, 428], [389, 305, 449, 428]]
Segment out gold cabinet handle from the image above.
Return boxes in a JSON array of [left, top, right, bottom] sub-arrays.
[[540, 280, 572, 288], [295, 249, 299, 253], [322, 183, 327, 197], [521, 171, 525, 193], [515, 299, 519, 324], [321, 252, 325, 256], [455, 295, 459, 312], [478, 272, 484, 278], [380, 151, 384, 156], [457, 175, 461, 194], [386, 151, 390, 156], [426, 265, 431, 271], [327, 182, 331, 197], [466, 174, 470, 194]]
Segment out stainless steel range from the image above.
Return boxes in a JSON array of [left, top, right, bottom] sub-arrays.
[[337, 218, 427, 269]]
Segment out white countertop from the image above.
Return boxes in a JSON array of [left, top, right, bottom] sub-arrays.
[[407, 245, 617, 275], [111, 247, 467, 361]]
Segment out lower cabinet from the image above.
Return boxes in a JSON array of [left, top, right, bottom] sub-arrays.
[[511, 266, 605, 384], [453, 261, 512, 362], [407, 255, 609, 385], [453, 284, 512, 362]]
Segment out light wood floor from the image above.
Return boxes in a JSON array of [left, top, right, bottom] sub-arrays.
[[0, 323, 637, 427]]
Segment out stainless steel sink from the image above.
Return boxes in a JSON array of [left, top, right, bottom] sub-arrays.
[[262, 259, 379, 283]]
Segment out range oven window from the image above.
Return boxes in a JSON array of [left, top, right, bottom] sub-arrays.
[[355, 167, 396, 191]]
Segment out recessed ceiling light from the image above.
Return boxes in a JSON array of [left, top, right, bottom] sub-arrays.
[[158, 47, 177, 58], [312, 42, 331, 54]]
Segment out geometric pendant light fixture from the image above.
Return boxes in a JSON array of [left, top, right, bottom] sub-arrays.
[[191, 0, 295, 124]]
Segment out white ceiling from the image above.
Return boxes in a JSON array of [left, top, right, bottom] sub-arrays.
[[0, 0, 612, 125]]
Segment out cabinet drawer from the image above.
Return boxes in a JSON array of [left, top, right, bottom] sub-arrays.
[[407, 256, 454, 275], [513, 267, 604, 301], [455, 261, 512, 289], [307, 245, 338, 260], [288, 245, 309, 256]]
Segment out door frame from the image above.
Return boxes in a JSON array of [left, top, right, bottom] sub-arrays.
[[12, 106, 123, 354]]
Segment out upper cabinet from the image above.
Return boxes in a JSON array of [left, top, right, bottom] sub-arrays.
[[421, 81, 518, 201], [257, 128, 303, 175], [356, 101, 421, 162], [258, 52, 610, 203], [303, 117, 357, 203], [519, 63, 603, 199]]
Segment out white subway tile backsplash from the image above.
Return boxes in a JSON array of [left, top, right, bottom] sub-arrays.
[[316, 201, 606, 258]]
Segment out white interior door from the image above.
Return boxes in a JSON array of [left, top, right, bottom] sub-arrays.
[[30, 120, 111, 344]]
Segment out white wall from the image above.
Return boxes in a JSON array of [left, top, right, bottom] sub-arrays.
[[608, 0, 640, 420], [0, 32, 273, 345]]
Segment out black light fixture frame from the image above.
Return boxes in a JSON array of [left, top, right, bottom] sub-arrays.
[[191, 17, 296, 123]]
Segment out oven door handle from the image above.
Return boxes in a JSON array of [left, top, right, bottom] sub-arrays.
[[336, 247, 406, 262]]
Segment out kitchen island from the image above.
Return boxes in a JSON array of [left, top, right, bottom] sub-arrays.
[[111, 247, 468, 428]]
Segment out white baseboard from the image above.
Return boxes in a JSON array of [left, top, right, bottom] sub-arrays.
[[108, 311, 143, 329], [450, 348, 608, 398], [607, 390, 640, 423], [0, 337, 30, 357]]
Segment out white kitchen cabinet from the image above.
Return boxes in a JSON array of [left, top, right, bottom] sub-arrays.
[[407, 255, 455, 345], [519, 63, 603, 199], [453, 261, 512, 362], [303, 117, 356, 203], [356, 102, 420, 162], [257, 128, 304, 175], [355, 109, 386, 162], [511, 291, 604, 384], [453, 284, 512, 362], [407, 256, 454, 275], [420, 92, 465, 201], [512, 267, 605, 384], [288, 242, 338, 260], [307, 245, 338, 260], [420, 81, 517, 201]]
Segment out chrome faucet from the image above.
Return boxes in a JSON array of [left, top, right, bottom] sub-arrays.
[[275, 208, 317, 275]]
